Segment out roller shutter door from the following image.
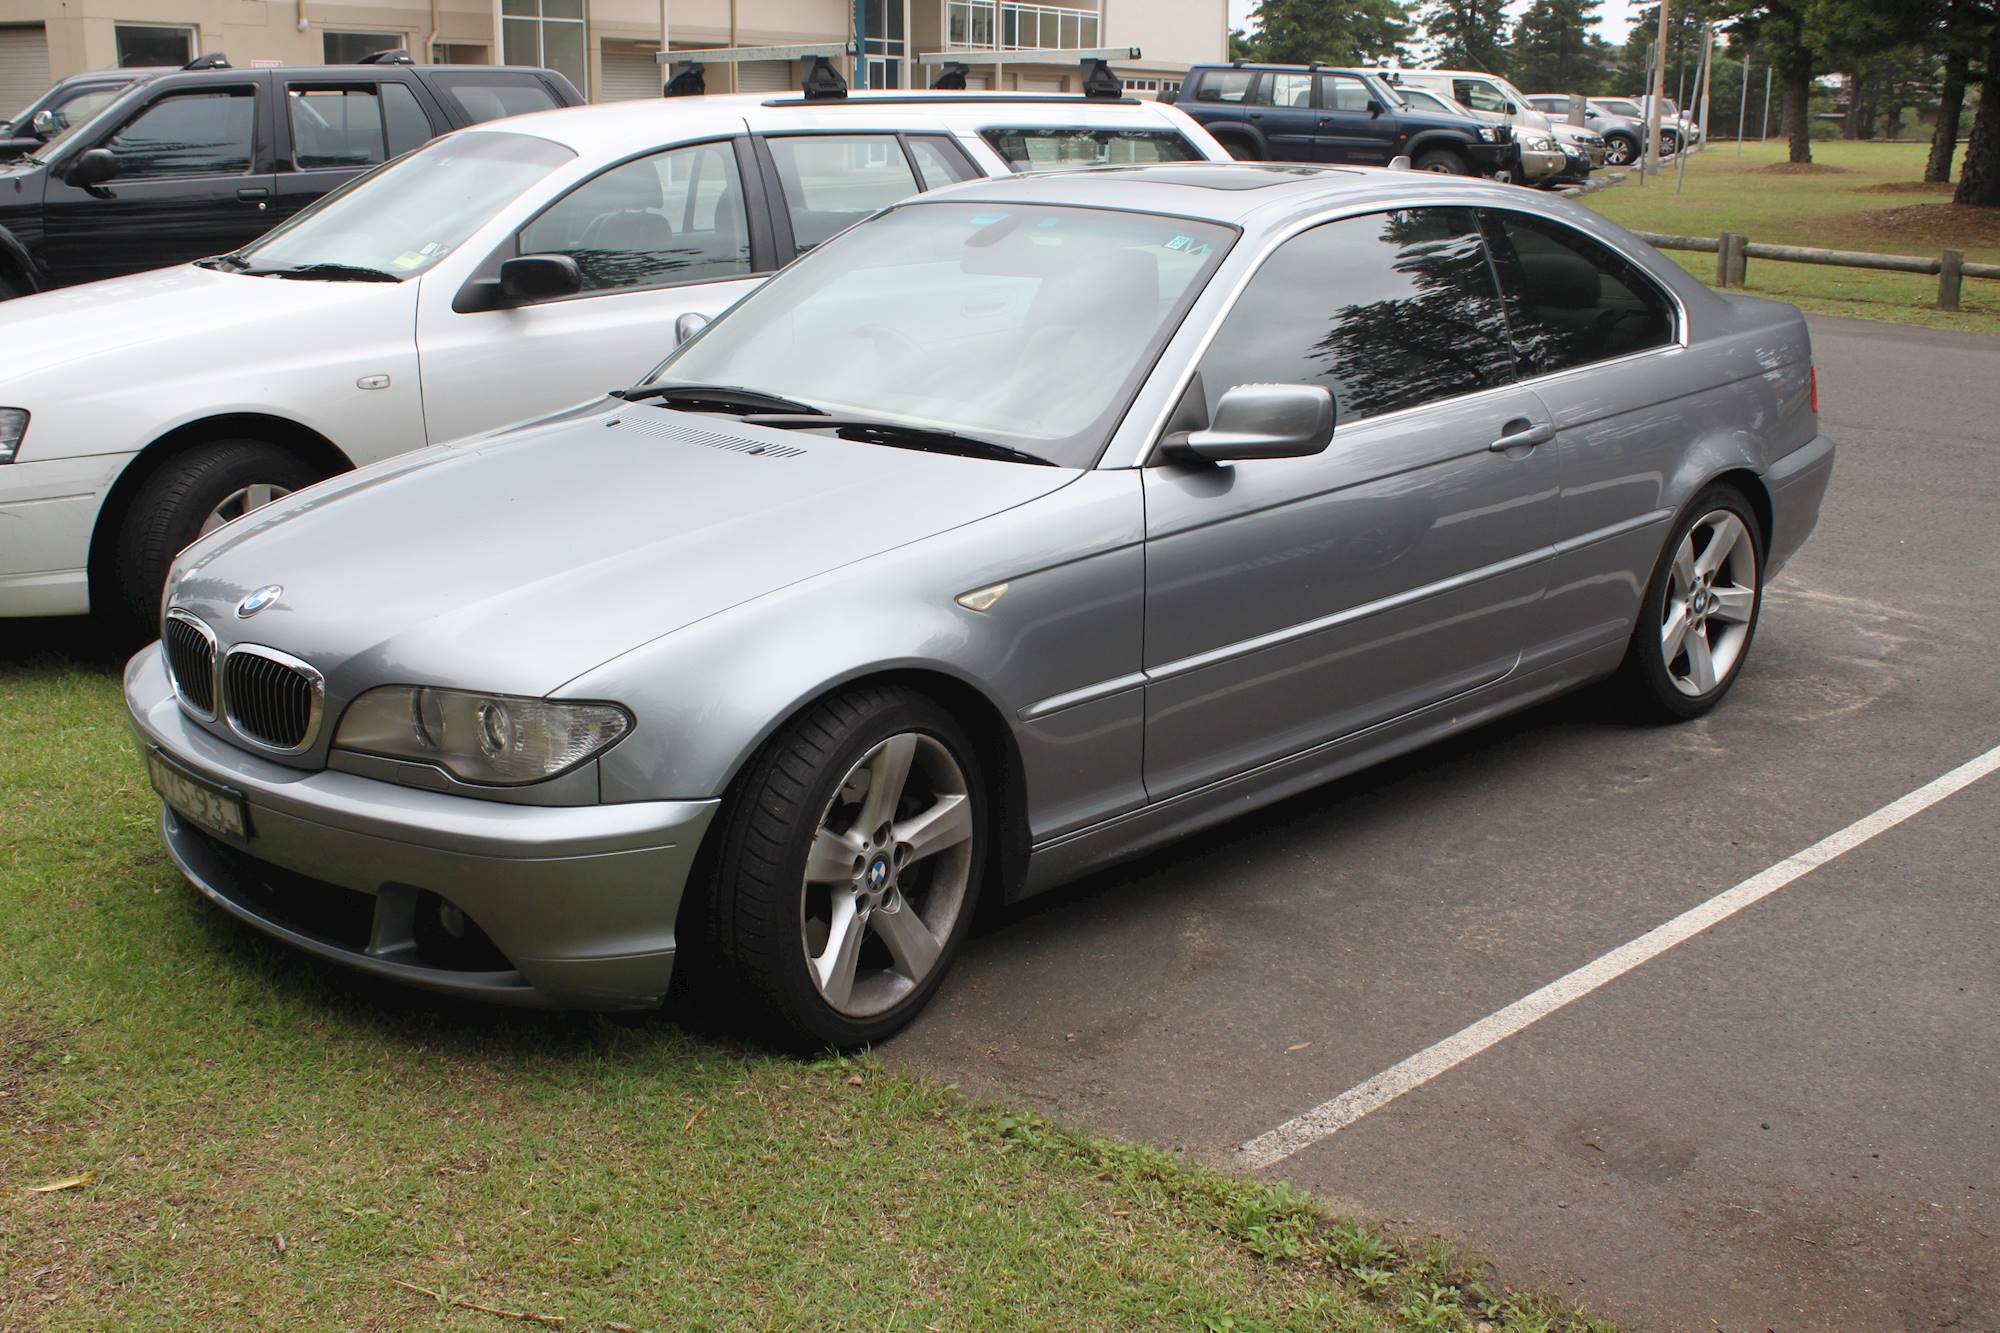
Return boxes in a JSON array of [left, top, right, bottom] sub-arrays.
[[599, 49, 661, 101], [0, 25, 51, 121], [1020, 75, 1064, 93], [732, 59, 791, 94]]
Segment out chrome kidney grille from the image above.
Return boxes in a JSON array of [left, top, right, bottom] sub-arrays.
[[223, 646, 324, 753], [164, 613, 324, 753], [162, 612, 218, 718]]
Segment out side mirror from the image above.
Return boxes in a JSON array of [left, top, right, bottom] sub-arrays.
[[1366, 98, 1384, 117], [1168, 384, 1334, 464], [673, 311, 710, 346], [498, 254, 582, 304], [66, 147, 117, 186], [29, 108, 60, 138]]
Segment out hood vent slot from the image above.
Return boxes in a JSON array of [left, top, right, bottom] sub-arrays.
[[622, 414, 807, 460]]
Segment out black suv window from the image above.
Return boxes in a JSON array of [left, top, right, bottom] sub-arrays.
[[519, 139, 753, 291], [1196, 207, 1518, 422], [1192, 70, 1255, 104], [102, 90, 255, 178], [1481, 210, 1676, 372], [287, 86, 385, 168], [1316, 74, 1375, 113], [426, 73, 561, 123]]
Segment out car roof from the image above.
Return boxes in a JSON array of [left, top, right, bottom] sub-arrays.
[[904, 160, 1521, 227], [482, 90, 1204, 155]]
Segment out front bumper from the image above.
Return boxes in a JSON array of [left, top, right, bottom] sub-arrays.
[[1467, 140, 1513, 175], [1514, 146, 1566, 182], [0, 453, 123, 617], [125, 647, 720, 1009]]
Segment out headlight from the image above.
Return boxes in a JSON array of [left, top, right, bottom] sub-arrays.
[[1476, 125, 1499, 141], [0, 408, 26, 463], [1524, 134, 1555, 151], [333, 686, 632, 785]]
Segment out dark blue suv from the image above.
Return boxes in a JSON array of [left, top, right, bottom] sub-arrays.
[[1168, 64, 1515, 178]]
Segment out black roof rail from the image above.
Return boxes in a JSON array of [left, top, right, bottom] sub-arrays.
[[354, 48, 414, 64], [181, 52, 230, 70], [801, 55, 847, 100], [663, 60, 706, 96], [1080, 58, 1121, 99], [931, 61, 970, 90]]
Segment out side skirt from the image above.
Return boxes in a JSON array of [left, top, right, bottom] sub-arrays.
[[1016, 641, 1627, 899]]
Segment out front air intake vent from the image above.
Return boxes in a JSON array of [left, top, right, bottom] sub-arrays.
[[163, 612, 218, 718], [622, 415, 807, 459], [222, 646, 323, 753]]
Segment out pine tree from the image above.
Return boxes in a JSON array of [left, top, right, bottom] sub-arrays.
[[1508, 0, 1613, 94], [1247, 0, 1415, 66], [1419, 0, 1512, 75]]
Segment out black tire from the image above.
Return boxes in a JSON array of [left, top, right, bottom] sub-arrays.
[[1613, 483, 1765, 723], [1603, 132, 1638, 166], [1413, 146, 1473, 175], [1215, 132, 1262, 161], [702, 685, 989, 1051], [110, 439, 324, 635]]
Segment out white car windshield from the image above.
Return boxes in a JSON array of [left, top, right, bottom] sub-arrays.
[[648, 201, 1233, 469], [232, 130, 575, 277]]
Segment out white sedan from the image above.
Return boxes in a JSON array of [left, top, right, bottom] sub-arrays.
[[0, 88, 1225, 628]]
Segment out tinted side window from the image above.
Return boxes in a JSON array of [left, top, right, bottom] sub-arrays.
[[1196, 208, 1518, 422], [430, 74, 560, 123], [905, 135, 979, 189], [1317, 74, 1374, 112], [1193, 70, 1255, 104], [288, 87, 386, 169], [1481, 211, 1675, 372], [1256, 72, 1313, 109], [381, 81, 433, 157], [767, 135, 919, 251], [518, 140, 752, 292], [104, 91, 255, 179]]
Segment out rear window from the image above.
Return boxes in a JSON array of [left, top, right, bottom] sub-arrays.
[[425, 72, 561, 123], [980, 127, 1203, 172], [1191, 70, 1254, 104]]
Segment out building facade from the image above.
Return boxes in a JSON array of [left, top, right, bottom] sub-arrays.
[[0, 0, 1224, 115]]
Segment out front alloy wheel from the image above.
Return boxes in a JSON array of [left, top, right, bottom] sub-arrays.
[[1604, 134, 1636, 165]]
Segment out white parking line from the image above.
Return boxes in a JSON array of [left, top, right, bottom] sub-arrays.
[[1238, 741, 2000, 1172]]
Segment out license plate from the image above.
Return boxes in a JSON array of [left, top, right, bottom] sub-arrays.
[[146, 748, 250, 840]]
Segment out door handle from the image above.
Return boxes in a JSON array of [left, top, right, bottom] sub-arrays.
[[236, 187, 270, 201], [1488, 419, 1554, 452]]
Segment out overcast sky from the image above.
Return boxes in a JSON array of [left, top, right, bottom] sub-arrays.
[[1224, 0, 1647, 46]]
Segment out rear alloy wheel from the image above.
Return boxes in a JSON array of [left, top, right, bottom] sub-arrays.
[[111, 439, 323, 636], [1414, 147, 1472, 175], [706, 686, 987, 1050], [1604, 133, 1637, 166], [1616, 485, 1764, 721]]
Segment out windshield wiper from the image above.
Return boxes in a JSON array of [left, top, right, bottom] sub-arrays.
[[236, 261, 402, 282], [613, 382, 826, 416], [743, 414, 1057, 468], [193, 252, 250, 272]]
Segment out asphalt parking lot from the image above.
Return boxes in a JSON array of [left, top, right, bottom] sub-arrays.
[[891, 315, 2000, 1331]]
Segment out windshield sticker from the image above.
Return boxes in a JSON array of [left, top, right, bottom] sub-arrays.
[[389, 251, 427, 270]]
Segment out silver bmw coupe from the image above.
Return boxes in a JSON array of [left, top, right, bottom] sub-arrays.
[[127, 163, 1834, 1048]]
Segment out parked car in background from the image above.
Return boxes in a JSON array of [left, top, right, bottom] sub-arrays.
[[0, 89, 1227, 627], [1390, 84, 1562, 184], [1, 68, 147, 159], [127, 162, 1834, 1048], [1527, 93, 1652, 167], [1590, 97, 1683, 156], [1637, 96, 1702, 146], [1168, 63, 1515, 177], [0, 57, 583, 300]]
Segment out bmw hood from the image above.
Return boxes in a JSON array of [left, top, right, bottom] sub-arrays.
[[167, 402, 1080, 698]]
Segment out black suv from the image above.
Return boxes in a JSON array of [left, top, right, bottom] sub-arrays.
[[0, 56, 582, 299], [1168, 63, 1514, 178]]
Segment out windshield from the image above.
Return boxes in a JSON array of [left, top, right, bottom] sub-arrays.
[[980, 128, 1203, 173], [233, 130, 574, 276], [647, 202, 1233, 468]]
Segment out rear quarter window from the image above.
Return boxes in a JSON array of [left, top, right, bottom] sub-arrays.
[[425, 73, 561, 124], [980, 127, 1203, 172]]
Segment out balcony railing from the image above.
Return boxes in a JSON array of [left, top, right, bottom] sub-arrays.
[[946, 0, 1101, 52]]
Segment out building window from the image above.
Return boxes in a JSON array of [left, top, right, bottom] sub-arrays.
[[323, 31, 404, 64], [501, 0, 585, 98], [430, 43, 490, 65], [114, 23, 195, 68], [947, 2, 1099, 52], [857, 0, 906, 89]]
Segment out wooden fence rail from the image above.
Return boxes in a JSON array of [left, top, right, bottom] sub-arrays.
[[1629, 229, 1994, 312]]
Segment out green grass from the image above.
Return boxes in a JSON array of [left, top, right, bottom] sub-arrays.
[[1584, 140, 2000, 335], [1, 651, 1616, 1332]]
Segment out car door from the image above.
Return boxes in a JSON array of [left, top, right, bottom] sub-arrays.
[[1313, 72, 1398, 164], [1252, 71, 1321, 162], [1477, 206, 1687, 663], [1140, 207, 1558, 799], [414, 136, 776, 445], [41, 77, 276, 285], [270, 77, 440, 227]]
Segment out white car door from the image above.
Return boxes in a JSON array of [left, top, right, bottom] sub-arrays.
[[414, 136, 771, 444]]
